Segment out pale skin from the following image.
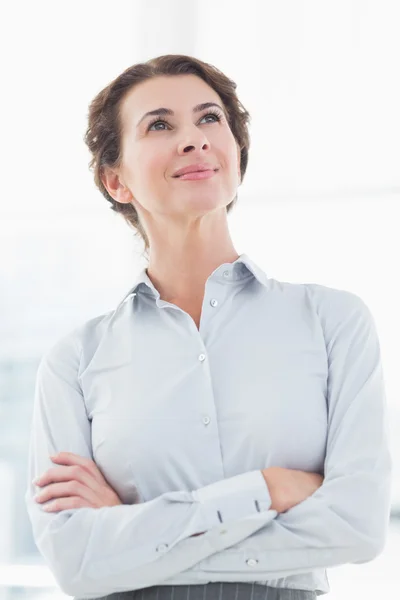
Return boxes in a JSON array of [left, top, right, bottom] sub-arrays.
[[33, 453, 323, 523], [101, 73, 243, 328], [33, 452, 123, 511], [34, 74, 324, 524]]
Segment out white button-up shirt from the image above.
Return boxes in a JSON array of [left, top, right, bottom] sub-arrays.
[[25, 253, 392, 598]]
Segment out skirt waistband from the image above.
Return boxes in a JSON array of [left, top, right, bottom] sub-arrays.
[[81, 581, 317, 600]]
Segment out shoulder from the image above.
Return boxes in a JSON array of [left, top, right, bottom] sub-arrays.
[[267, 276, 371, 320], [266, 277, 376, 347], [299, 281, 378, 354], [38, 302, 126, 377], [302, 281, 371, 318]]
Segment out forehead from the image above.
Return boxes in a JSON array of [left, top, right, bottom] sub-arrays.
[[120, 74, 223, 126]]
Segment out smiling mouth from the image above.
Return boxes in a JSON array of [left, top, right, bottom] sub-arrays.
[[174, 169, 219, 181], [173, 168, 219, 178]]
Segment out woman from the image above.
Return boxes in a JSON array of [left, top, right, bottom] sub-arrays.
[[25, 54, 392, 600]]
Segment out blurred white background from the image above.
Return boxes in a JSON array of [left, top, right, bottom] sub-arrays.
[[0, 0, 399, 598]]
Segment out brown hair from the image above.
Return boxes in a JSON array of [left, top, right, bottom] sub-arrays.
[[83, 54, 251, 258]]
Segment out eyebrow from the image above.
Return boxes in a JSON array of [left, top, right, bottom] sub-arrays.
[[136, 102, 226, 128]]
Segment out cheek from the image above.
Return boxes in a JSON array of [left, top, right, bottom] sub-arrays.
[[224, 149, 241, 182], [144, 153, 169, 184], [131, 154, 165, 190], [216, 134, 239, 171]]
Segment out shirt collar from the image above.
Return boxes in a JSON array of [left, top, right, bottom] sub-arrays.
[[115, 253, 269, 310]]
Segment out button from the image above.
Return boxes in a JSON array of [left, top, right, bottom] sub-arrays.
[[246, 558, 258, 567], [223, 270, 229, 277], [156, 543, 169, 553], [202, 416, 211, 425], [198, 353, 206, 362], [220, 529, 227, 535], [210, 299, 218, 307]]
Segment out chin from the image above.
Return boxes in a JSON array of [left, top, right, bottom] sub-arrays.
[[185, 196, 226, 211]]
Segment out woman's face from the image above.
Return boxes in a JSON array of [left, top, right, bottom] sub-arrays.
[[112, 74, 241, 221]]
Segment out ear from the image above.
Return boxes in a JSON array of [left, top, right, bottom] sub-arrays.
[[101, 166, 132, 204]]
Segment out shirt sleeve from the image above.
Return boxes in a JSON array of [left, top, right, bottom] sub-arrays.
[[176, 290, 393, 582], [24, 331, 278, 598]]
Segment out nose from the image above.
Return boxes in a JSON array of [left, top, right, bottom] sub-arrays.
[[177, 129, 210, 154]]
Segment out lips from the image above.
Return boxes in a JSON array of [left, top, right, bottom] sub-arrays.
[[173, 164, 218, 177], [177, 170, 217, 181]]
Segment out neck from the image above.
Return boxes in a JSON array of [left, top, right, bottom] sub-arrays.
[[145, 235, 239, 304]]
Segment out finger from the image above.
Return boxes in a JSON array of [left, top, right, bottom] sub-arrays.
[[35, 481, 101, 507], [42, 496, 94, 512], [50, 452, 106, 485], [36, 464, 99, 493], [40, 452, 103, 486]]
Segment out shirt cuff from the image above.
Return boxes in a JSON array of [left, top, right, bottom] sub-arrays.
[[192, 470, 272, 527]]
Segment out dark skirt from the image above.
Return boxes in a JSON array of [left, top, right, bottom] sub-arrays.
[[79, 581, 318, 600]]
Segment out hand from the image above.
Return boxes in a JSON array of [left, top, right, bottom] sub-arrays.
[[33, 451, 123, 512], [261, 467, 324, 513]]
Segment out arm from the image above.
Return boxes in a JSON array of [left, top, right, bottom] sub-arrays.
[[173, 291, 393, 582], [25, 332, 278, 598]]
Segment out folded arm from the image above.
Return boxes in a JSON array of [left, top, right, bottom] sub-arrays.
[[25, 332, 278, 599], [167, 291, 393, 582]]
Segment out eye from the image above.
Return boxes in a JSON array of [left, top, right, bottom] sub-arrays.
[[147, 119, 169, 132], [147, 110, 223, 132]]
